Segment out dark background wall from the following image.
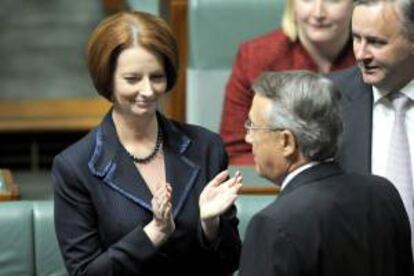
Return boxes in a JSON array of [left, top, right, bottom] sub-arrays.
[[0, 0, 103, 100]]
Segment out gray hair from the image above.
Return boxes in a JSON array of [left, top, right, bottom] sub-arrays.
[[252, 71, 343, 162], [354, 0, 414, 36]]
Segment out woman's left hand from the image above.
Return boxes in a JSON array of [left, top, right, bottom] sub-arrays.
[[199, 170, 242, 220]]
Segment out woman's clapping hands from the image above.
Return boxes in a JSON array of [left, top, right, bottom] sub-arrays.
[[199, 170, 242, 241], [199, 170, 242, 220], [144, 183, 175, 246]]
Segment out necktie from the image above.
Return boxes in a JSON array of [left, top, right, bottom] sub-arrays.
[[386, 92, 413, 251]]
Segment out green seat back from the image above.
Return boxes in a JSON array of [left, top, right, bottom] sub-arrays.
[[186, 0, 285, 131], [0, 201, 35, 276], [33, 201, 67, 276]]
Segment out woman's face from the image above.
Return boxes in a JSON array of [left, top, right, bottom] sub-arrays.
[[112, 45, 167, 117], [294, 0, 353, 45]]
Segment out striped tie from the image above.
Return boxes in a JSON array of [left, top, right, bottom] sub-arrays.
[[386, 92, 413, 253]]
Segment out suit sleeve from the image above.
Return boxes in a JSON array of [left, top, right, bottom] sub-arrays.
[[239, 213, 304, 276], [219, 44, 254, 164], [52, 154, 157, 276], [196, 135, 242, 274]]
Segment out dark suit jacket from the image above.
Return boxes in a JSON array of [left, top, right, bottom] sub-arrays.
[[329, 66, 373, 174], [52, 111, 241, 276], [239, 162, 413, 276]]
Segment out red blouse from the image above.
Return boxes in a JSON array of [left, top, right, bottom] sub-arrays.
[[219, 29, 355, 165]]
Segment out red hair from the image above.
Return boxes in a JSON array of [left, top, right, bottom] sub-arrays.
[[86, 11, 178, 100]]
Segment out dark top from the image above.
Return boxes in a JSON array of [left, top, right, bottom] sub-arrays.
[[328, 66, 374, 174], [52, 111, 241, 276], [239, 162, 413, 276]]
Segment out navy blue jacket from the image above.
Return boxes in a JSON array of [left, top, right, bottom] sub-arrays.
[[52, 111, 241, 276]]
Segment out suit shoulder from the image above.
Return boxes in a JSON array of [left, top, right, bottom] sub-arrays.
[[252, 198, 313, 228], [327, 66, 371, 102], [248, 199, 320, 250], [248, 205, 283, 231], [344, 172, 393, 189], [54, 129, 96, 165], [350, 173, 401, 196], [328, 66, 360, 85]]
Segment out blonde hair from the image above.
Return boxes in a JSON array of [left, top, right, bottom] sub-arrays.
[[281, 0, 298, 41]]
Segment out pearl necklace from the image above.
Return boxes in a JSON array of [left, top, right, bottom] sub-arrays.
[[127, 127, 163, 164]]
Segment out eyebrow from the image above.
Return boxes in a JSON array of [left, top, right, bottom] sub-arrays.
[[352, 31, 387, 41]]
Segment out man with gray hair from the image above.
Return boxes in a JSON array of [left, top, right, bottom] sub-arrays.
[[238, 71, 412, 276]]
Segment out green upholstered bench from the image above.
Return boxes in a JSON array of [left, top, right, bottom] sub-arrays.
[[186, 0, 285, 132], [0, 201, 67, 276], [0, 185, 276, 275]]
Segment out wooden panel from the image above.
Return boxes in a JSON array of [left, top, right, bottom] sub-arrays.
[[0, 99, 111, 132], [0, 1, 109, 132], [0, 0, 186, 131], [0, 1, 103, 102], [161, 0, 187, 122], [240, 185, 280, 195], [102, 0, 127, 14]]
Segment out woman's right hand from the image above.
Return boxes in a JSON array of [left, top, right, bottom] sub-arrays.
[[144, 183, 175, 246]]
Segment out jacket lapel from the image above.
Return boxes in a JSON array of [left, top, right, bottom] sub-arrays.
[[340, 68, 373, 174], [160, 115, 200, 218], [88, 111, 153, 211], [88, 111, 200, 216]]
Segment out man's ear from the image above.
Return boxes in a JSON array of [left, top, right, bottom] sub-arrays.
[[280, 130, 297, 159]]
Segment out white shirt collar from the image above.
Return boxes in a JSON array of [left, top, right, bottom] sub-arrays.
[[373, 79, 414, 104], [280, 161, 320, 190]]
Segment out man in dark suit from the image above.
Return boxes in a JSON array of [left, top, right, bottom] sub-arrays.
[[238, 71, 412, 276], [330, 0, 414, 253]]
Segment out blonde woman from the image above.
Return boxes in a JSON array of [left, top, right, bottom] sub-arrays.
[[220, 0, 355, 164]]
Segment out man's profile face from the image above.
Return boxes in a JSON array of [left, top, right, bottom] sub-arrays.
[[245, 95, 287, 183], [352, 2, 414, 92]]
